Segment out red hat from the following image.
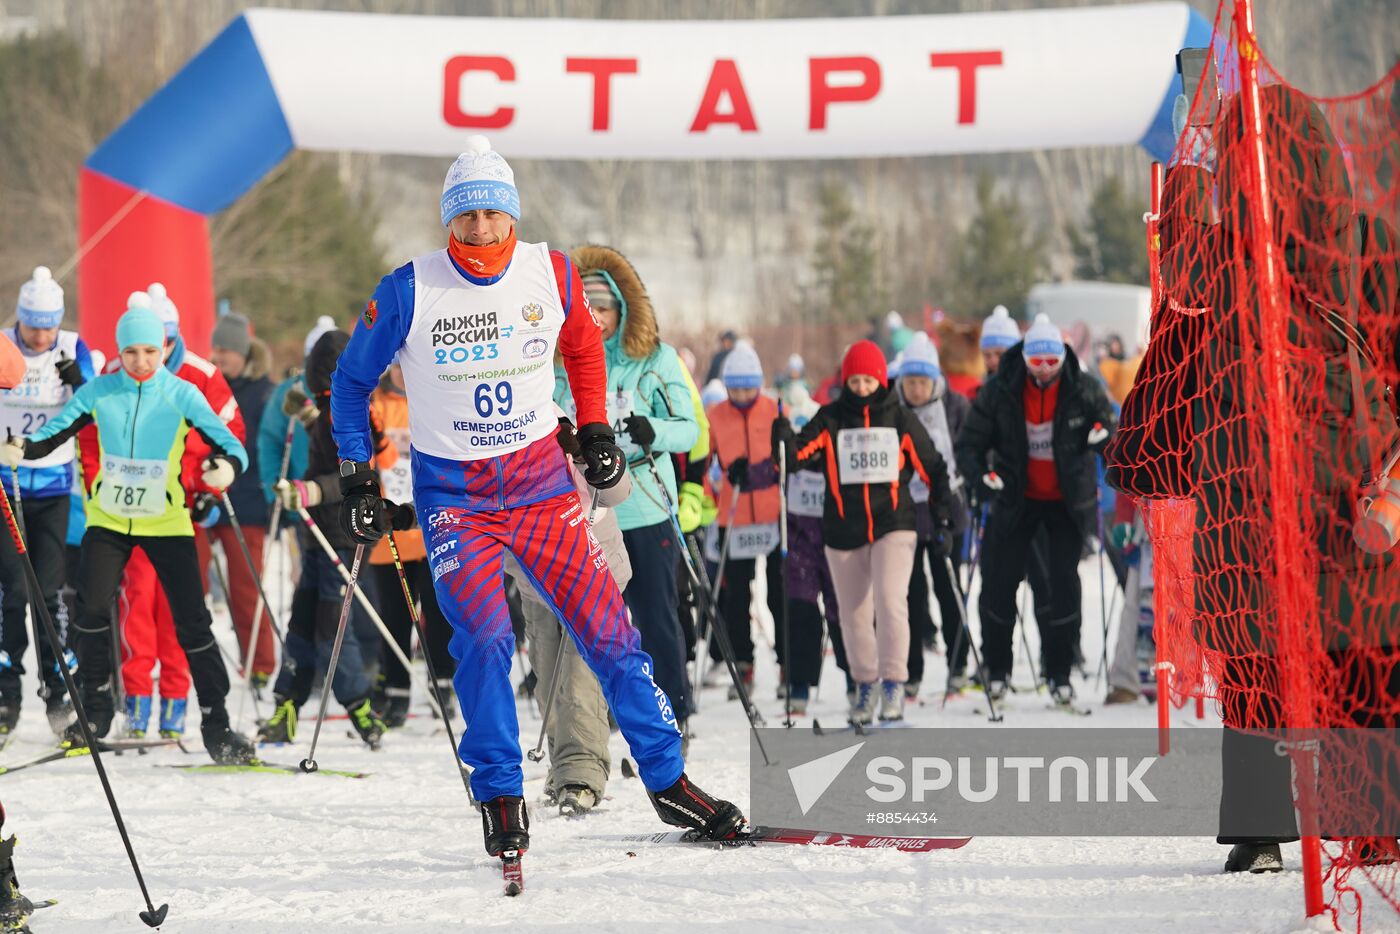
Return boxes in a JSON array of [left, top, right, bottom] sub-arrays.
[[841, 340, 888, 388]]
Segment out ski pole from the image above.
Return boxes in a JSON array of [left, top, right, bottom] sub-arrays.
[[293, 506, 417, 681], [0, 482, 169, 928], [301, 542, 365, 774], [942, 505, 985, 709], [1016, 584, 1042, 692], [1094, 503, 1111, 693], [240, 416, 296, 720], [217, 493, 287, 650], [644, 450, 770, 766], [205, 540, 263, 690], [709, 484, 742, 607], [777, 419, 794, 728], [943, 555, 1002, 724], [385, 530, 472, 803]]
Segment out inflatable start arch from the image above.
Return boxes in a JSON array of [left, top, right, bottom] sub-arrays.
[[78, 2, 1209, 354]]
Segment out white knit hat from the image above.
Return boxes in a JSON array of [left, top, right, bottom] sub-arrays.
[[440, 135, 520, 226], [980, 305, 1020, 350], [147, 283, 179, 340], [16, 266, 64, 329], [700, 378, 727, 410], [786, 353, 805, 376], [898, 331, 942, 380], [720, 341, 764, 389], [304, 314, 337, 358], [1023, 314, 1066, 359]]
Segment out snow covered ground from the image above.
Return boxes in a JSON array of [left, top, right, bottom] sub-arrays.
[[1, 551, 1395, 933]]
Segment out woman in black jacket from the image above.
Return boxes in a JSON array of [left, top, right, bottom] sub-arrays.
[[774, 340, 955, 725]]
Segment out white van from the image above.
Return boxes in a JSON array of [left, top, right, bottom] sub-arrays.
[[1025, 281, 1152, 352]]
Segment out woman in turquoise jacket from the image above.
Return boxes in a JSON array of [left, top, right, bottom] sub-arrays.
[[556, 245, 699, 723], [0, 306, 256, 763]]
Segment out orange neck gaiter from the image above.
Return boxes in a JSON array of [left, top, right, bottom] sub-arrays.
[[448, 229, 517, 279]]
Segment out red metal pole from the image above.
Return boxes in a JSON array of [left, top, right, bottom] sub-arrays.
[[1229, 0, 1324, 918], [1145, 162, 1172, 757]]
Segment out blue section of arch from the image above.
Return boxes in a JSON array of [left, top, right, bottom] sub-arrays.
[[83, 15, 293, 215], [1138, 6, 1216, 163]]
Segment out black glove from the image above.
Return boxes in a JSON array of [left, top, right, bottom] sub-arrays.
[[770, 417, 794, 465], [576, 422, 625, 489], [388, 500, 417, 531], [726, 456, 751, 491], [189, 492, 220, 528], [55, 355, 84, 389], [338, 460, 389, 544], [622, 414, 655, 448], [555, 417, 582, 460]]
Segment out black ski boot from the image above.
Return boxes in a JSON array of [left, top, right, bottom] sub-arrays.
[[346, 698, 386, 749], [1224, 842, 1283, 873], [201, 718, 257, 765], [0, 699, 18, 751], [648, 774, 747, 841], [257, 699, 297, 744], [380, 691, 410, 729], [479, 796, 529, 857], [59, 695, 113, 750], [0, 813, 35, 934], [41, 690, 72, 739]]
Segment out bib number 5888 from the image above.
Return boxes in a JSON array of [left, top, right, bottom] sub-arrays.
[[474, 381, 514, 418]]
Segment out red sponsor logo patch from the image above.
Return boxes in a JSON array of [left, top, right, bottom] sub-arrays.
[[362, 299, 378, 329]]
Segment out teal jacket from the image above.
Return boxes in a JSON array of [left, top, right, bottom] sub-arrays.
[[26, 367, 247, 537], [555, 341, 696, 532]]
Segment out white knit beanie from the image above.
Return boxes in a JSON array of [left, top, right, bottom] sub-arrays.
[[898, 331, 942, 380], [147, 283, 179, 340], [980, 305, 1020, 350], [440, 135, 520, 226], [1022, 314, 1066, 359], [720, 341, 764, 389], [304, 315, 337, 359], [16, 266, 64, 329]]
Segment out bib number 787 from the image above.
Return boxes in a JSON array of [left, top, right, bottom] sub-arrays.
[[474, 381, 514, 418]]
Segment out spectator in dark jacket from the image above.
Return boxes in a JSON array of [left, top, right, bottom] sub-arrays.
[[203, 313, 278, 684], [956, 315, 1116, 704]]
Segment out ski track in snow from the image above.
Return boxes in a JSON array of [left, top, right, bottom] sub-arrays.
[[2, 555, 1395, 933]]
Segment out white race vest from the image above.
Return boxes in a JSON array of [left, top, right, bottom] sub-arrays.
[[726, 522, 780, 559], [0, 331, 80, 469], [787, 470, 826, 517], [381, 426, 414, 503], [836, 427, 899, 485], [399, 244, 563, 461], [1027, 419, 1055, 464]]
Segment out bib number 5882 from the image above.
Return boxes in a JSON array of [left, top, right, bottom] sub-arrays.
[[474, 381, 514, 418]]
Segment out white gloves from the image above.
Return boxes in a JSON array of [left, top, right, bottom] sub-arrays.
[[1087, 422, 1110, 447], [0, 437, 26, 470], [981, 471, 1005, 492], [201, 456, 236, 493], [275, 479, 322, 511]]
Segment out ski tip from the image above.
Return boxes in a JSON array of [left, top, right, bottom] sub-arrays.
[[138, 902, 169, 927]]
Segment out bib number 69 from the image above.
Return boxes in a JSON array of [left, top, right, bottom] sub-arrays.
[[474, 381, 514, 418]]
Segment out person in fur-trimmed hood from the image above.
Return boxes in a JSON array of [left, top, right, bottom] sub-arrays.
[[556, 244, 699, 728]]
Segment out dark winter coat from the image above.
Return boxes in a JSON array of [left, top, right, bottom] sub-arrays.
[[955, 345, 1116, 541], [786, 385, 955, 551], [303, 330, 390, 551], [215, 339, 274, 529], [1104, 85, 1399, 655]]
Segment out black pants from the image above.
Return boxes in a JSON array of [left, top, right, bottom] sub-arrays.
[[74, 528, 230, 730], [1217, 650, 1400, 844], [370, 559, 455, 694], [978, 499, 1084, 687], [712, 532, 783, 667], [0, 495, 69, 701], [621, 520, 691, 720], [909, 543, 965, 684]]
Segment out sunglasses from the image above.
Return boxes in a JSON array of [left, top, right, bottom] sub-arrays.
[[1027, 356, 1063, 368]]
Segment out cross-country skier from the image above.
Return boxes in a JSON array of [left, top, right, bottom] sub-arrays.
[[895, 332, 970, 698], [329, 137, 744, 862], [773, 340, 956, 724], [0, 302, 255, 763], [0, 267, 92, 740], [259, 330, 390, 748], [955, 314, 1116, 707]]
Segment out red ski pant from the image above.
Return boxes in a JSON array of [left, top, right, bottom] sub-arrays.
[[195, 525, 277, 678], [119, 547, 191, 699]]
